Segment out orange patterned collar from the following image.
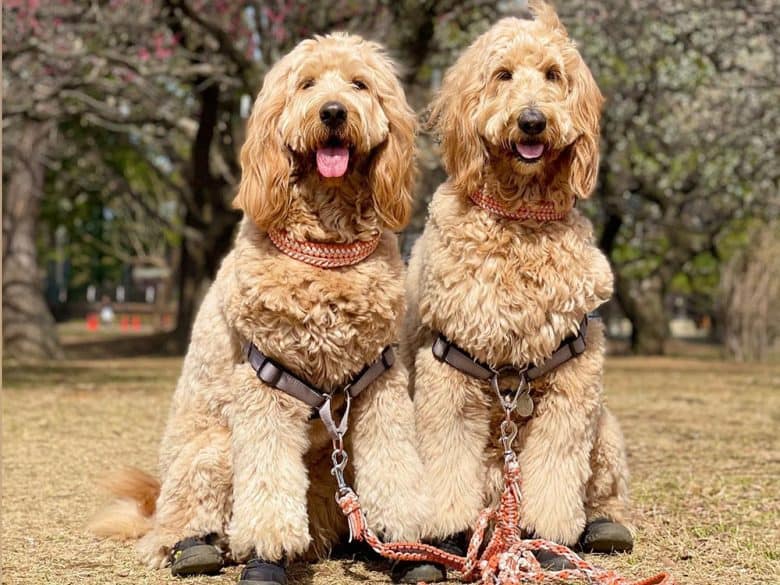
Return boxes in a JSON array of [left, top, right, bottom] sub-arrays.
[[470, 190, 572, 222], [267, 229, 381, 268]]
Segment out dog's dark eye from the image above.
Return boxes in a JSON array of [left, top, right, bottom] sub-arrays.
[[546, 67, 561, 82], [352, 79, 368, 90], [300, 79, 315, 90], [496, 69, 513, 81]]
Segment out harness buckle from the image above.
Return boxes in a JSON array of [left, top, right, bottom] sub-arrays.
[[258, 360, 283, 386], [380, 346, 395, 369], [568, 335, 586, 356]]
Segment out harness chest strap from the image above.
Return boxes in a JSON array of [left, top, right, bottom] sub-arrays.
[[244, 341, 395, 439], [432, 315, 590, 384]]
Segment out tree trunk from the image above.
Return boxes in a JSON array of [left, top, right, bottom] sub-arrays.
[[170, 81, 240, 353], [172, 211, 208, 352], [2, 120, 64, 361], [614, 271, 669, 355]]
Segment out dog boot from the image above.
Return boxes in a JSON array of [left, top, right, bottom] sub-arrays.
[[390, 532, 467, 583], [532, 549, 577, 571], [238, 557, 287, 585], [578, 518, 633, 553], [170, 535, 223, 577]]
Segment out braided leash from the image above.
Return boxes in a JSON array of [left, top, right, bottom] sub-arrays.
[[336, 461, 673, 585], [333, 413, 674, 585]]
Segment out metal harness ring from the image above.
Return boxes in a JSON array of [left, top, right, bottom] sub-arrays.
[[490, 365, 530, 414], [319, 388, 352, 443]]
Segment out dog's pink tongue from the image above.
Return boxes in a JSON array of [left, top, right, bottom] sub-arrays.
[[316, 147, 350, 178], [517, 143, 544, 159]]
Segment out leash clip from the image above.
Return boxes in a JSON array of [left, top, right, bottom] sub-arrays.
[[500, 418, 518, 458], [499, 415, 523, 504], [331, 446, 350, 496], [327, 388, 354, 497]]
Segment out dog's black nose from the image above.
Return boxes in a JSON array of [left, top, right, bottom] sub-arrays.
[[518, 108, 546, 135], [320, 101, 347, 128]]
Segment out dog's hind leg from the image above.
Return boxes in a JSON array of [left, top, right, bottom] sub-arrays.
[[584, 406, 632, 528], [412, 349, 493, 541], [137, 422, 233, 568]]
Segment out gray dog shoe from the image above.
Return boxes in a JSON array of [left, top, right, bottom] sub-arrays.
[[390, 532, 467, 583], [578, 518, 634, 554], [170, 536, 223, 577], [533, 549, 578, 570], [237, 557, 287, 585]]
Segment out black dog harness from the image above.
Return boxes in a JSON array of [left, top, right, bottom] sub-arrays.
[[432, 315, 590, 417], [244, 341, 394, 440]]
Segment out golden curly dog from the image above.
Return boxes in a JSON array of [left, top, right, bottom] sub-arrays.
[[399, 2, 632, 575], [91, 33, 430, 584]]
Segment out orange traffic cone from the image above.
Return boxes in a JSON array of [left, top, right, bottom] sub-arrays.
[[86, 313, 99, 331]]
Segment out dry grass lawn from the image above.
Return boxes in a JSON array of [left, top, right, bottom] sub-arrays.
[[3, 348, 779, 585]]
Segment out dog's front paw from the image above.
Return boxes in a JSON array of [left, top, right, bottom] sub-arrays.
[[228, 516, 311, 563], [521, 499, 586, 547], [364, 489, 430, 543]]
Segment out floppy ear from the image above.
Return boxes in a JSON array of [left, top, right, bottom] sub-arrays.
[[233, 57, 294, 231], [427, 36, 489, 197], [530, 0, 603, 198], [565, 49, 603, 199], [368, 48, 417, 231]]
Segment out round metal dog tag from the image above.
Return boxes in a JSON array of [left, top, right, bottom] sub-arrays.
[[515, 393, 534, 418]]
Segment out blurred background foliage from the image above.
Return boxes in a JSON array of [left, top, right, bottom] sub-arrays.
[[3, 0, 779, 360]]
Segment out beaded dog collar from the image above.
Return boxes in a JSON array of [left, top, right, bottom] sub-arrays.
[[267, 229, 381, 268], [470, 190, 572, 222]]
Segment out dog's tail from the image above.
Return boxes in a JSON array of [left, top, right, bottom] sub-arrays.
[[88, 467, 160, 541]]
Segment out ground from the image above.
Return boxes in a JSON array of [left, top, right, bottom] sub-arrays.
[[2, 342, 779, 585]]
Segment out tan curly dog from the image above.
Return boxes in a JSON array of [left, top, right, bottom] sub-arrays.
[[399, 2, 632, 575], [91, 33, 430, 584]]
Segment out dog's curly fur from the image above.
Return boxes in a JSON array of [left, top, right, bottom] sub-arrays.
[[402, 2, 631, 546], [90, 33, 429, 567]]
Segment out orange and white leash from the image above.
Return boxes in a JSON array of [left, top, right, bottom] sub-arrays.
[[333, 410, 674, 585]]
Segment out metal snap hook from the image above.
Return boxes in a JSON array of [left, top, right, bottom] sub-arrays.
[[500, 419, 518, 450], [330, 443, 350, 493], [331, 447, 348, 470]]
